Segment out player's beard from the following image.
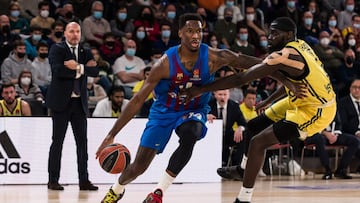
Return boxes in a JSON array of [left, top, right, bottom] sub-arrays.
[[5, 98, 15, 105]]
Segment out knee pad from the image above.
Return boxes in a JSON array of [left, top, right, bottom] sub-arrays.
[[272, 120, 300, 143]]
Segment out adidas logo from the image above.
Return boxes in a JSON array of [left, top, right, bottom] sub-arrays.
[[0, 131, 30, 174]]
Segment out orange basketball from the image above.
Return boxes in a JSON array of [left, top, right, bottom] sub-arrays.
[[98, 143, 131, 174]]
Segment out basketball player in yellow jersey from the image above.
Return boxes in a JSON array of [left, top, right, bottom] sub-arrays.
[[182, 17, 336, 203], [0, 83, 31, 116]]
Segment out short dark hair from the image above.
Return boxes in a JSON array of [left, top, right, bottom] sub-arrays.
[[108, 85, 125, 98], [1, 83, 15, 93], [244, 89, 257, 97], [179, 13, 203, 29], [36, 41, 48, 50]]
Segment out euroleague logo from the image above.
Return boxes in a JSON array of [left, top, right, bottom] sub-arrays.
[[0, 131, 30, 174]]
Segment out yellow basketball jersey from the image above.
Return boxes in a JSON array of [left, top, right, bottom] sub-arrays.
[[0, 98, 22, 116]]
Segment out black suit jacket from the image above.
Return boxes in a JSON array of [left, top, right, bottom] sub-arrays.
[[46, 41, 99, 113], [208, 98, 247, 145], [338, 95, 359, 134]]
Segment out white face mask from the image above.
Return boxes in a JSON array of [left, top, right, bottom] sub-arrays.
[[40, 10, 49, 18], [246, 14, 255, 21], [320, 37, 330, 46], [348, 39, 356, 46], [20, 77, 31, 86], [210, 40, 218, 47]]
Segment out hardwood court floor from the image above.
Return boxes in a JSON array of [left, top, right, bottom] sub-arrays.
[[1, 174, 360, 203]]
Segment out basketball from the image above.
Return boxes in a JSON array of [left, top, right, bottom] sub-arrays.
[[98, 143, 131, 174]]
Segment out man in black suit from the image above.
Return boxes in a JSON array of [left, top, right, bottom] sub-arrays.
[[338, 78, 360, 173], [46, 22, 99, 190], [208, 89, 247, 167]]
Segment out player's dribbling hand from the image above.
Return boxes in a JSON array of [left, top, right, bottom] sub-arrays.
[[96, 135, 114, 159], [179, 86, 202, 104]]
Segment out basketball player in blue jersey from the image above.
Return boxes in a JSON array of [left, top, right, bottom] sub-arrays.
[[96, 13, 302, 203], [181, 17, 336, 203]]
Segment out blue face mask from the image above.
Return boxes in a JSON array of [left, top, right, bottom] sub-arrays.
[[167, 11, 176, 20], [304, 18, 313, 26], [260, 40, 268, 48], [11, 10, 20, 18], [126, 48, 136, 56], [239, 34, 248, 41], [328, 20, 337, 27], [287, 1, 295, 8], [136, 31, 145, 40], [161, 30, 171, 38], [93, 11, 103, 19], [32, 34, 42, 41], [226, 1, 234, 7], [118, 13, 127, 21], [346, 5, 354, 12]]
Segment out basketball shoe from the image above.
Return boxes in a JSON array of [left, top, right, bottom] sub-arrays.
[[101, 188, 125, 203], [143, 188, 163, 203], [217, 166, 243, 180]]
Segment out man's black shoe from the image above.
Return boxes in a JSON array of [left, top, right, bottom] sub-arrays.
[[322, 171, 332, 180], [217, 166, 243, 180], [79, 180, 99, 191], [234, 198, 250, 203], [334, 169, 352, 179], [48, 182, 64, 190]]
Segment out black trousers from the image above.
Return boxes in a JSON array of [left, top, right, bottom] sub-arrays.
[[48, 98, 88, 183]]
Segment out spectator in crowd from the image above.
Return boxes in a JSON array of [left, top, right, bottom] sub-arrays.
[[255, 34, 269, 59], [0, 15, 21, 66], [214, 6, 237, 49], [223, 68, 244, 103], [112, 39, 145, 99], [147, 48, 163, 66], [313, 30, 344, 84], [304, 112, 359, 179], [208, 89, 247, 167], [207, 33, 221, 49], [1, 40, 35, 85], [231, 25, 255, 56], [57, 3, 82, 26], [297, 11, 320, 46], [217, 0, 243, 24], [152, 20, 179, 54], [15, 69, 44, 102], [132, 66, 153, 100], [92, 85, 129, 117], [47, 21, 65, 48], [163, 3, 180, 41], [307, 0, 322, 28], [47, 0, 66, 19], [133, 25, 153, 63], [30, 1, 55, 36], [341, 14, 360, 45], [323, 13, 343, 48], [24, 26, 44, 60], [32, 41, 51, 95], [82, 1, 111, 48], [133, 6, 161, 42], [46, 22, 99, 191], [99, 32, 123, 66], [150, 0, 166, 22], [110, 5, 135, 40], [277, 0, 301, 26], [343, 32, 358, 54], [237, 5, 266, 48], [336, 48, 360, 97], [239, 89, 257, 122], [123, 0, 142, 21], [8, 1, 30, 35], [0, 83, 31, 116], [69, 0, 92, 21], [87, 76, 107, 114], [91, 47, 113, 86], [337, 0, 356, 30]]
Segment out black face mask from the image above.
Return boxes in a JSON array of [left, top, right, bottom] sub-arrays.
[[54, 31, 63, 38], [2, 25, 10, 33], [142, 13, 152, 19], [105, 41, 115, 47], [39, 53, 48, 59], [346, 56, 354, 65], [17, 52, 26, 58], [224, 16, 233, 22], [65, 11, 73, 19]]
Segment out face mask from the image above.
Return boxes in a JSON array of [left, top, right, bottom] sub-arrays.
[[161, 30, 171, 38], [346, 56, 354, 64], [32, 34, 42, 41], [304, 18, 313, 26], [142, 13, 151, 19], [65, 11, 73, 19], [226, 1, 234, 7], [239, 33, 248, 41], [21, 77, 31, 86], [346, 5, 354, 12], [106, 41, 115, 47], [126, 48, 136, 56], [328, 20, 337, 27], [17, 52, 26, 58], [136, 31, 145, 40], [320, 37, 330, 46], [354, 23, 360, 29], [118, 13, 127, 21], [54, 31, 63, 38], [210, 40, 218, 47], [1, 25, 10, 33], [167, 11, 176, 20], [224, 16, 232, 22], [93, 11, 103, 19], [348, 39, 356, 46], [40, 10, 49, 18], [11, 10, 20, 18], [287, 1, 295, 9], [39, 53, 48, 58], [260, 40, 268, 48], [246, 14, 255, 21]]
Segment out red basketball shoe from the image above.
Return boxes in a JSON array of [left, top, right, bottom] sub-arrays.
[[143, 189, 163, 203]]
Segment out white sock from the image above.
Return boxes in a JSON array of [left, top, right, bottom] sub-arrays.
[[240, 155, 248, 169], [238, 186, 254, 202], [155, 172, 175, 193], [112, 181, 125, 195]]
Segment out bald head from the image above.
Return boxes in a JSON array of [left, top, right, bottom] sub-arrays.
[[64, 22, 81, 46]]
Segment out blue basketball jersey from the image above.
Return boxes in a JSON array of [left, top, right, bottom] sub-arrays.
[[150, 43, 214, 115]]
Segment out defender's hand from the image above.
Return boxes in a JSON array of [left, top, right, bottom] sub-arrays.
[[96, 135, 114, 159]]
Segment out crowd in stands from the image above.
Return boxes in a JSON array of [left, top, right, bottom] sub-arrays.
[[1, 0, 360, 176]]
